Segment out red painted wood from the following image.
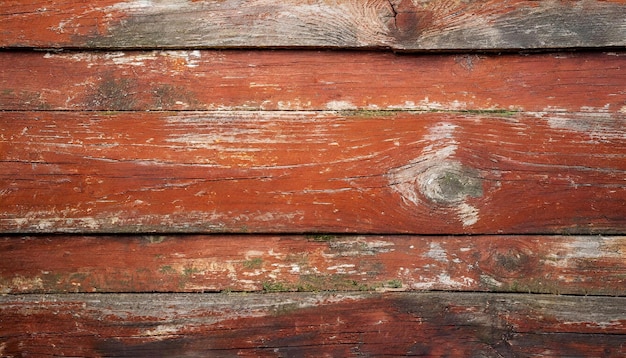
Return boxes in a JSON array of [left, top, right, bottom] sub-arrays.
[[2, 0, 624, 353], [1, 235, 624, 295], [1, 292, 624, 357], [1, 111, 624, 234], [1, 51, 624, 112], [1, 0, 625, 50]]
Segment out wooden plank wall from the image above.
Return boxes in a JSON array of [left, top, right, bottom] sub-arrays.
[[1, 1, 625, 356]]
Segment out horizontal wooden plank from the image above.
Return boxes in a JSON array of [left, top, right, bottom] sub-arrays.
[[1, 50, 625, 112], [1, 111, 624, 234], [1, 1, 625, 50], [1, 292, 624, 356], [1, 235, 624, 295]]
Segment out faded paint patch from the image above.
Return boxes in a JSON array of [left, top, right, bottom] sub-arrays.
[[425, 242, 448, 263], [544, 111, 626, 142], [327, 237, 395, 257], [480, 274, 503, 288], [1, 275, 44, 293], [457, 203, 479, 227], [409, 273, 476, 290]]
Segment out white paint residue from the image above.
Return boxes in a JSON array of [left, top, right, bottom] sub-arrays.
[[580, 104, 611, 113], [425, 242, 448, 263], [327, 264, 356, 274], [545, 112, 626, 141], [109, 0, 154, 11], [143, 324, 186, 339], [289, 264, 301, 274], [166, 50, 202, 68], [409, 274, 475, 290], [480, 274, 503, 287], [249, 83, 281, 88], [326, 100, 356, 110], [545, 238, 622, 268], [424, 122, 459, 141], [245, 250, 265, 259], [387, 98, 469, 111], [457, 203, 479, 227], [110, 52, 159, 66]]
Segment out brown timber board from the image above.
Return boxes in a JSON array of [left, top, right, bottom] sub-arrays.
[[1, 0, 625, 50], [1, 292, 624, 357], [1, 111, 624, 234], [1, 50, 625, 112], [1, 235, 624, 295]]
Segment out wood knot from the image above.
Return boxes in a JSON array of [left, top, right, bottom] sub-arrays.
[[387, 0, 433, 43], [481, 241, 538, 279], [418, 163, 483, 205]]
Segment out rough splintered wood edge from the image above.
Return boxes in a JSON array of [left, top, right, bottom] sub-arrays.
[[1, 0, 625, 50], [1, 111, 625, 234], [0, 292, 624, 357], [1, 235, 624, 295], [2, 50, 625, 112]]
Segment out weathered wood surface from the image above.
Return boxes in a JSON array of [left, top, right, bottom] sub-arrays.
[[2, 0, 625, 50], [1, 111, 624, 234], [2, 50, 625, 112], [1, 292, 624, 357], [1, 235, 624, 295]]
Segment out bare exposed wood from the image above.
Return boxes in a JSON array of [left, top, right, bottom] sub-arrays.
[[1, 292, 624, 357], [2, 111, 624, 234], [1, 235, 624, 295], [1, 50, 625, 112], [1, 0, 625, 50]]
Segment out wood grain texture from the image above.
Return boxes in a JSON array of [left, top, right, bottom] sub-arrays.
[[1, 235, 624, 295], [2, 111, 624, 234], [1, 292, 624, 357], [2, 50, 625, 112], [1, 0, 625, 50]]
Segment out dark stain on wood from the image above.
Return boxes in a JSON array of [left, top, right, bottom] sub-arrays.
[[0, 292, 623, 357], [87, 74, 137, 110]]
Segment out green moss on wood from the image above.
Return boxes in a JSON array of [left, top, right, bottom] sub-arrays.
[[307, 234, 337, 242], [159, 265, 177, 275], [242, 257, 263, 269], [262, 281, 290, 293]]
